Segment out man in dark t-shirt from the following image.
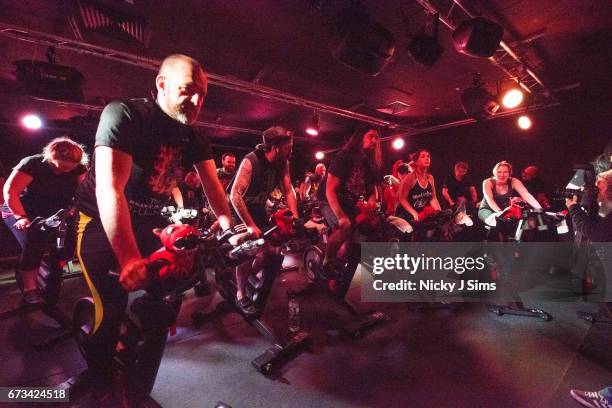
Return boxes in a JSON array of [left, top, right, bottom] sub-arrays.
[[317, 127, 381, 276], [303, 163, 326, 201], [63, 54, 232, 396], [230, 126, 298, 314], [216, 152, 236, 191], [522, 165, 550, 208], [441, 161, 477, 209]]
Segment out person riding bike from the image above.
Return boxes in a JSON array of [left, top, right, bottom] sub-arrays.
[[229, 126, 298, 315], [303, 163, 326, 201], [478, 160, 541, 236], [2, 137, 87, 306], [396, 149, 441, 225], [316, 126, 382, 275], [63, 54, 233, 401]]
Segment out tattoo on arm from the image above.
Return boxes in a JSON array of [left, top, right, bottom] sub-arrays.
[[230, 159, 255, 226]]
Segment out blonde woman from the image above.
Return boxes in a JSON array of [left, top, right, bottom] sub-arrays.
[[478, 160, 541, 227]]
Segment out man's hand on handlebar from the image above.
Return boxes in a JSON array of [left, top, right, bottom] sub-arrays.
[[247, 224, 263, 239], [119, 258, 150, 291], [338, 215, 352, 230], [14, 217, 31, 230], [228, 230, 254, 246]]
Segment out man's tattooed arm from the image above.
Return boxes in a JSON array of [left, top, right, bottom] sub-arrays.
[[230, 158, 256, 228]]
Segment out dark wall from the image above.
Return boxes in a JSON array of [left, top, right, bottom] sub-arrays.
[[382, 103, 612, 199]]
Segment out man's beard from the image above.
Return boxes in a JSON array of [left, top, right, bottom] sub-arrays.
[[173, 112, 189, 124], [171, 105, 196, 124]]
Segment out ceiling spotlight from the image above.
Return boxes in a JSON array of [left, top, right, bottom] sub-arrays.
[[502, 88, 524, 109], [315, 151, 325, 160], [517, 115, 532, 130], [22, 114, 43, 130], [392, 138, 405, 150], [306, 112, 319, 136]]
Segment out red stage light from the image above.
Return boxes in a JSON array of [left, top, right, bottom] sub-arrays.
[[315, 151, 324, 160]]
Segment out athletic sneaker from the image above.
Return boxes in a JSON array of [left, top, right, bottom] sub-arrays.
[[236, 296, 257, 316], [570, 389, 612, 408]]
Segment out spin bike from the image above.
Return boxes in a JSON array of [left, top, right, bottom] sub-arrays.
[[72, 223, 251, 399], [482, 203, 568, 321], [301, 203, 393, 338], [0, 208, 80, 348], [192, 209, 310, 375]]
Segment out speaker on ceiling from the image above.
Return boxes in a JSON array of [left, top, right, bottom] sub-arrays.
[[452, 17, 504, 58]]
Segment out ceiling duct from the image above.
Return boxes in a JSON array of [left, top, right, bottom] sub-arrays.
[[68, 0, 149, 46]]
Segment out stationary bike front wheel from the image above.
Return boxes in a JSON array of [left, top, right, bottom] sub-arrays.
[[303, 245, 324, 283], [73, 297, 95, 360]]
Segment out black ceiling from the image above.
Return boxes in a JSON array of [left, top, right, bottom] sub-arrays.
[[0, 0, 611, 149]]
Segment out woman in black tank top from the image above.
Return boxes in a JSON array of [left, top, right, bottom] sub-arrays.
[[396, 149, 441, 222], [478, 160, 542, 226]]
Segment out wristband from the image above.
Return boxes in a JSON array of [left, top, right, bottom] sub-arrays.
[[14, 214, 29, 221]]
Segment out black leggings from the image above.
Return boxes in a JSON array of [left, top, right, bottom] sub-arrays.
[[76, 212, 164, 377], [3, 214, 75, 275]]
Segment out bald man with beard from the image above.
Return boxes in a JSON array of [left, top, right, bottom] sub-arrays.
[[65, 54, 232, 400]]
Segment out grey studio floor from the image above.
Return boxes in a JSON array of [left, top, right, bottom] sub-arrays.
[[0, 252, 610, 408]]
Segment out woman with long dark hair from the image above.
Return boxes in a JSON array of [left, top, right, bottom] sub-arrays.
[[316, 125, 382, 270], [396, 149, 441, 223]]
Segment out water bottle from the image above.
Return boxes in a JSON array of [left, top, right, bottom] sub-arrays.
[[287, 290, 301, 334]]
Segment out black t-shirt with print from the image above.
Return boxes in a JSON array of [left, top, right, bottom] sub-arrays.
[[442, 175, 475, 202], [75, 99, 212, 218], [317, 149, 374, 214], [4, 154, 85, 218]]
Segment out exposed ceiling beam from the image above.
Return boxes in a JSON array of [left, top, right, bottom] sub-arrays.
[[319, 101, 560, 154], [0, 93, 335, 146], [415, 0, 554, 99], [0, 22, 410, 130]]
